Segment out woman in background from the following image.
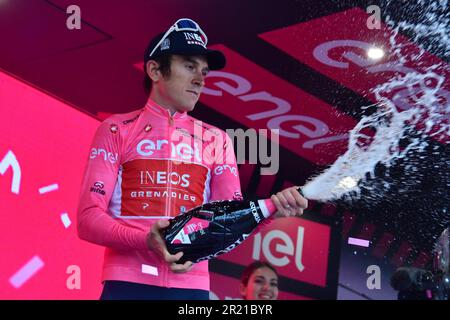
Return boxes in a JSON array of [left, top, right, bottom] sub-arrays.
[[240, 261, 279, 300]]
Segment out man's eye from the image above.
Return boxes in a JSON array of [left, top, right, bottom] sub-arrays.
[[186, 65, 194, 70]]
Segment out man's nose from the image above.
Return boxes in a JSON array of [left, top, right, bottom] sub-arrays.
[[192, 72, 205, 87]]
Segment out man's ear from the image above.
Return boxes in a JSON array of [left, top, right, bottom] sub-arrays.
[[239, 283, 247, 299], [146, 60, 161, 82]]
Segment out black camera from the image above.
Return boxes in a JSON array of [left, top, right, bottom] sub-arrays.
[[391, 227, 450, 300], [390, 228, 450, 300], [390, 267, 449, 300]]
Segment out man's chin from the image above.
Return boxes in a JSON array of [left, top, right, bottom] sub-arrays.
[[178, 104, 196, 113]]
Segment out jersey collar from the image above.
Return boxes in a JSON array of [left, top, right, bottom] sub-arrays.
[[145, 98, 188, 120]]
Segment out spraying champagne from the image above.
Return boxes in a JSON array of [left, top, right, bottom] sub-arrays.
[[163, 188, 304, 263]]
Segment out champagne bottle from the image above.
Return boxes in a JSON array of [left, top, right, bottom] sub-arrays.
[[162, 189, 303, 264]]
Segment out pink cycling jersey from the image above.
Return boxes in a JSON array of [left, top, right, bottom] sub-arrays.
[[77, 98, 242, 291]]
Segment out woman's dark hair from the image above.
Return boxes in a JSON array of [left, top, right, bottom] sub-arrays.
[[143, 54, 172, 95], [240, 261, 278, 286]]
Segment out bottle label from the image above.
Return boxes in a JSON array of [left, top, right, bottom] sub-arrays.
[[249, 201, 261, 223], [170, 217, 210, 244]]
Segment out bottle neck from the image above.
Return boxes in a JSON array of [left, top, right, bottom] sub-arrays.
[[258, 199, 276, 218], [259, 188, 304, 218]]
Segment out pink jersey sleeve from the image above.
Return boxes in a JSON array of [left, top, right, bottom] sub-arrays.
[[209, 131, 243, 202], [77, 119, 148, 251]]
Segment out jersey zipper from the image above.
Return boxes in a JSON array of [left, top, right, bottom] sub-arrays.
[[166, 113, 174, 219], [164, 112, 175, 288]]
